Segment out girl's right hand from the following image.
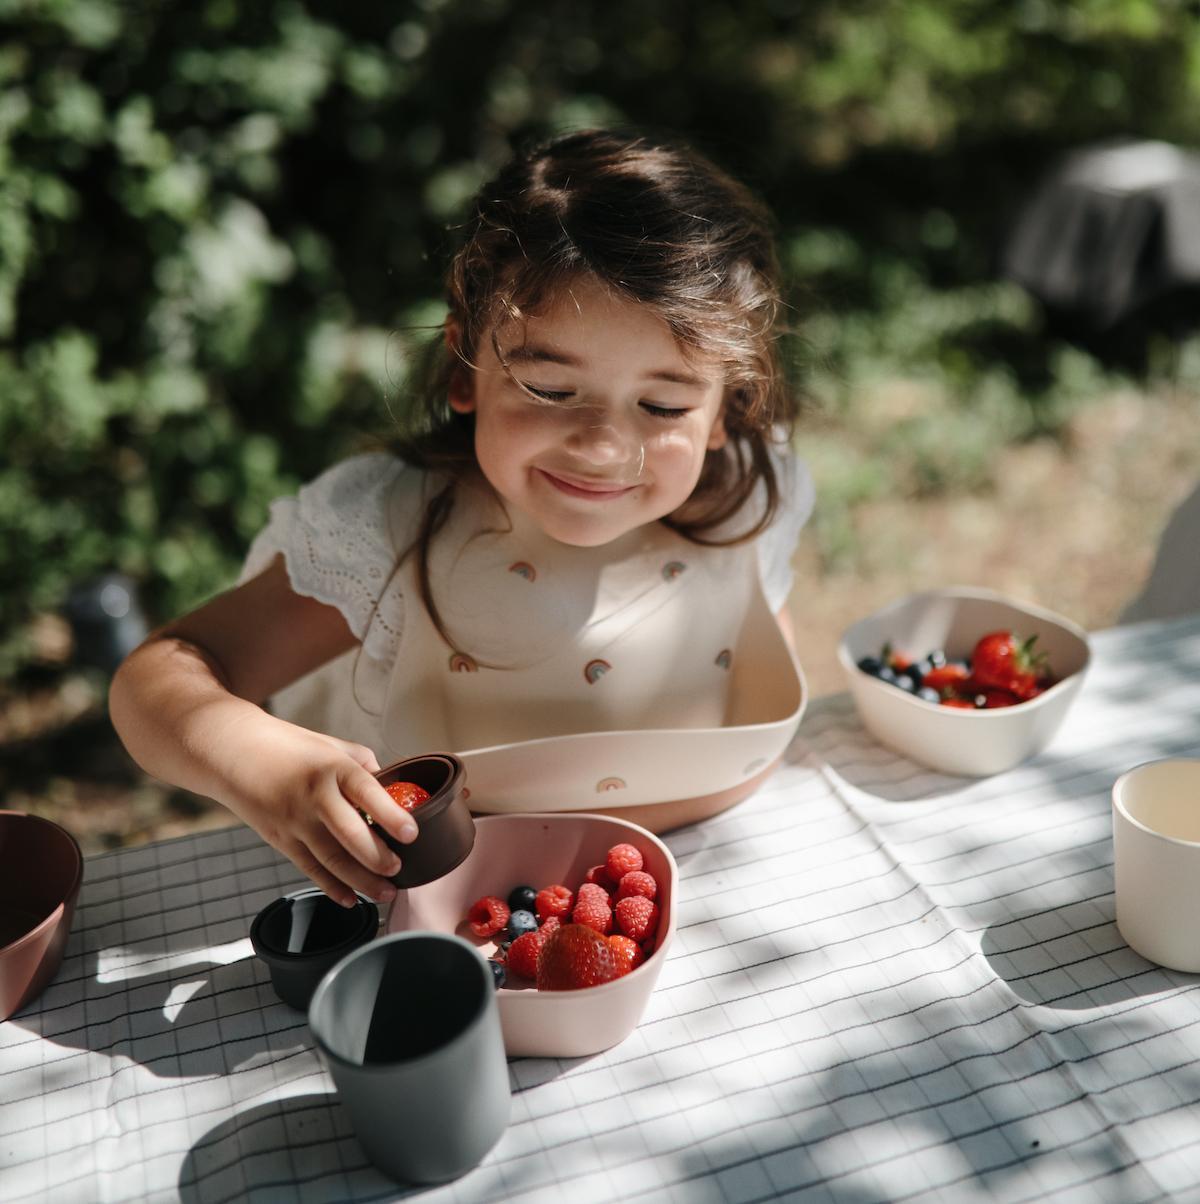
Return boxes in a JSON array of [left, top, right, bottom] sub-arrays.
[[108, 557, 421, 906], [216, 712, 419, 907]]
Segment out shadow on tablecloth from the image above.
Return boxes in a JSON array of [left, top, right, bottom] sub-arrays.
[[177, 1092, 407, 1203], [980, 905, 1197, 1010]]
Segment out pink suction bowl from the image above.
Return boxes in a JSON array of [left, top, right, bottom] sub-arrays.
[[387, 813, 678, 1058]]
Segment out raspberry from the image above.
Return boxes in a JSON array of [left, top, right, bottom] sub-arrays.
[[506, 930, 543, 979], [571, 889, 613, 935], [605, 843, 644, 880], [615, 895, 659, 942], [535, 884, 574, 923], [616, 870, 657, 902], [583, 864, 616, 892], [466, 895, 510, 939], [608, 935, 645, 977], [538, 924, 619, 990], [577, 882, 610, 902]]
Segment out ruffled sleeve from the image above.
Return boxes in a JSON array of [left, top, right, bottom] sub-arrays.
[[239, 452, 423, 665], [754, 442, 816, 614]]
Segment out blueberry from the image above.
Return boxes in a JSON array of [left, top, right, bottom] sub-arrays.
[[488, 960, 507, 990], [894, 674, 915, 692], [926, 649, 947, 668], [917, 687, 941, 704], [506, 910, 538, 940], [878, 665, 898, 684], [857, 656, 883, 676], [507, 885, 537, 913]]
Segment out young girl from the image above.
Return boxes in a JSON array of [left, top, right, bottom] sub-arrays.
[[110, 129, 813, 908]]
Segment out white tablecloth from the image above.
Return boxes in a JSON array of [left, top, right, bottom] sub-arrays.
[[3, 616, 1200, 1203]]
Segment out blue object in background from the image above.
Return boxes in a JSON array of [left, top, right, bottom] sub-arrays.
[[63, 574, 149, 674]]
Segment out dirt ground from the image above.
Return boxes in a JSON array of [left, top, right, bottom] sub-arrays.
[[3, 387, 1198, 855], [787, 387, 1200, 696]]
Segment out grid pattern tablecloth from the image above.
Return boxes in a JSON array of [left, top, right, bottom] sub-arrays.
[[3, 616, 1200, 1203]]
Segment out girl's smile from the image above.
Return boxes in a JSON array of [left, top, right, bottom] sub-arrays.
[[536, 469, 640, 500], [449, 274, 728, 548]]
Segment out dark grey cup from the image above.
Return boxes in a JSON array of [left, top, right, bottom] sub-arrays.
[[308, 932, 510, 1184]]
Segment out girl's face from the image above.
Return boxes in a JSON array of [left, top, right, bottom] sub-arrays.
[[449, 275, 728, 548]]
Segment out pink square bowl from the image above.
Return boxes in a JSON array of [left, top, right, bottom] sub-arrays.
[[386, 813, 677, 1058]]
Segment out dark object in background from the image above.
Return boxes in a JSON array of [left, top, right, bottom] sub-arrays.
[[62, 574, 149, 674], [1001, 140, 1200, 366]]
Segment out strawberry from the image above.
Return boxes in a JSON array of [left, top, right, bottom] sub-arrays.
[[506, 930, 544, 980], [921, 663, 970, 694], [537, 924, 619, 991], [384, 780, 431, 810], [608, 935, 645, 977], [970, 631, 1049, 701], [506, 916, 561, 978]]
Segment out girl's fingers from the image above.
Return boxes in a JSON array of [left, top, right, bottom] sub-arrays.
[[286, 839, 358, 909], [322, 787, 404, 879], [304, 826, 396, 905], [340, 764, 420, 846], [339, 739, 382, 775]]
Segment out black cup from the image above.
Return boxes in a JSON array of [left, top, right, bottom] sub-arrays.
[[371, 753, 475, 888], [250, 888, 379, 1010]]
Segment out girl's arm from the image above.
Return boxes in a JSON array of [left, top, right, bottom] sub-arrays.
[[109, 555, 417, 906]]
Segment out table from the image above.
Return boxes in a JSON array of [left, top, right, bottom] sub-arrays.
[[3, 615, 1200, 1203]]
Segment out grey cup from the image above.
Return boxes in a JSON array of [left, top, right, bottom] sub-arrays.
[[308, 932, 510, 1184]]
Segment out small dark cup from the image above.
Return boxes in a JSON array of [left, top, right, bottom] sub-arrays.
[[250, 888, 378, 1011], [372, 753, 475, 888]]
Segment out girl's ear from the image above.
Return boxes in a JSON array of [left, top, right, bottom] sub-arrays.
[[706, 403, 729, 451], [445, 317, 475, 413]]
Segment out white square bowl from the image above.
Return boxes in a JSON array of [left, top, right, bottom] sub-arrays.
[[837, 586, 1091, 777]]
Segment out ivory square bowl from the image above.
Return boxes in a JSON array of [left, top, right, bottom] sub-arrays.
[[386, 813, 677, 1058], [837, 586, 1091, 777]]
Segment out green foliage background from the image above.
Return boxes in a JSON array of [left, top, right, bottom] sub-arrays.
[[3, 0, 1200, 673]]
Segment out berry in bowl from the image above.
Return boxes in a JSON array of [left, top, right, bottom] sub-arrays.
[[837, 586, 1091, 776], [386, 813, 677, 1058]]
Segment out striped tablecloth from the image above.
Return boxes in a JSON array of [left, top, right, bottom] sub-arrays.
[[3, 615, 1199, 1203]]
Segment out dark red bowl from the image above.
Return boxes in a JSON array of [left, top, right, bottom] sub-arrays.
[[0, 811, 84, 1021]]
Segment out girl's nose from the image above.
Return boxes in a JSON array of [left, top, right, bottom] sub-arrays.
[[566, 414, 642, 472]]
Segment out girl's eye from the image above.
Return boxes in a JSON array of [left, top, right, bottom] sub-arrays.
[[640, 402, 689, 420], [521, 384, 574, 402]]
